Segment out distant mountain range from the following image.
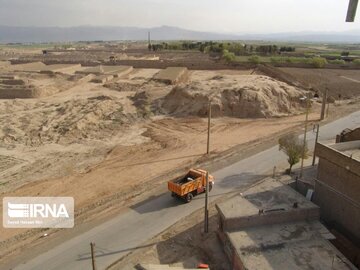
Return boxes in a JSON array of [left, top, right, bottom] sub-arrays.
[[0, 25, 359, 43]]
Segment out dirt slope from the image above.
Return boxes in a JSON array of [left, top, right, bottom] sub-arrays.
[[162, 74, 305, 118]]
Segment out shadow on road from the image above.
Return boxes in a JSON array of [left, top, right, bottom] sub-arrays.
[[130, 193, 184, 214], [217, 172, 268, 189]]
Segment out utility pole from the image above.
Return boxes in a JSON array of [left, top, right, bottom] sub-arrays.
[[312, 124, 320, 166], [320, 89, 328, 120], [206, 102, 211, 155], [326, 101, 330, 118], [148, 31, 151, 51], [300, 96, 310, 178], [90, 242, 96, 270], [204, 172, 209, 233]]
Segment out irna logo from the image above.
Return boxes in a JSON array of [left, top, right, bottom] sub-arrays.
[[7, 202, 70, 218], [3, 197, 74, 228]]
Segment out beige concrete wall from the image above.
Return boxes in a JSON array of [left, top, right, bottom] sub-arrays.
[[314, 143, 360, 242], [222, 207, 319, 232], [217, 230, 244, 270], [315, 142, 360, 177], [232, 252, 245, 270]]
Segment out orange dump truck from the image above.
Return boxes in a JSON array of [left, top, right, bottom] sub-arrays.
[[168, 169, 214, 203]]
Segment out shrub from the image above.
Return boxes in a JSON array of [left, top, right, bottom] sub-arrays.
[[279, 133, 308, 174], [353, 59, 360, 66], [311, 57, 327, 68], [270, 57, 284, 64], [328, 59, 346, 65], [222, 49, 236, 63], [248, 55, 260, 64]]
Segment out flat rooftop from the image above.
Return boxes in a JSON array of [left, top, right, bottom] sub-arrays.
[[227, 220, 355, 270], [342, 149, 360, 160], [217, 178, 318, 220], [331, 140, 360, 161]]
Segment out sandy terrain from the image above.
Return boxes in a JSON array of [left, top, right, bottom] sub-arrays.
[[1, 65, 359, 262], [1, 69, 308, 193], [164, 71, 306, 118]]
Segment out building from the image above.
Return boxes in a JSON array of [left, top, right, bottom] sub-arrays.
[[216, 178, 356, 270], [336, 127, 360, 143], [314, 141, 360, 244]]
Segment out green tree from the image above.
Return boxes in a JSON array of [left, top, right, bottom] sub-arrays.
[[279, 134, 308, 174], [353, 59, 360, 66], [248, 55, 260, 64], [222, 49, 236, 63], [311, 57, 327, 68], [328, 59, 346, 65]]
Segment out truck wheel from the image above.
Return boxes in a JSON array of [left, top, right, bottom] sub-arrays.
[[209, 183, 213, 192], [185, 193, 193, 203], [171, 192, 176, 197]]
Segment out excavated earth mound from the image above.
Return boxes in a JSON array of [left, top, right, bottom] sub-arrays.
[[0, 95, 136, 145], [162, 75, 306, 118]]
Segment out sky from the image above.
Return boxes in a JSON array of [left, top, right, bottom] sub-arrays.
[[0, 0, 359, 33]]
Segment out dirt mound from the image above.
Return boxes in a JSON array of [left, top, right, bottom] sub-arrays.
[[0, 95, 134, 145], [162, 75, 305, 118], [153, 67, 189, 85]]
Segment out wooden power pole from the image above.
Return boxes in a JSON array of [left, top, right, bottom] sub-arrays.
[[300, 96, 310, 178], [90, 242, 96, 270], [320, 89, 328, 120], [207, 102, 211, 155], [312, 124, 320, 166], [204, 172, 209, 233]]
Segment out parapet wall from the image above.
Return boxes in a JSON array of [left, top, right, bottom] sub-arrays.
[[314, 142, 360, 243], [220, 207, 320, 232], [315, 142, 360, 177]]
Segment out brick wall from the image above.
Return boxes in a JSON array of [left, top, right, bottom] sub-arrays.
[[314, 142, 360, 243]]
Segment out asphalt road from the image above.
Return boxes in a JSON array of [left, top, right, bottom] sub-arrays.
[[10, 110, 360, 270]]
